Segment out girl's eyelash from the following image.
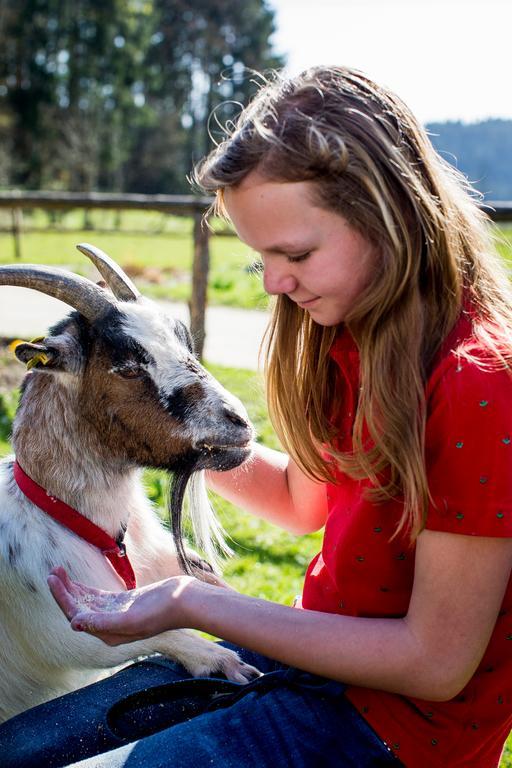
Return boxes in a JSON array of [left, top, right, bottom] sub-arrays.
[[286, 252, 310, 263]]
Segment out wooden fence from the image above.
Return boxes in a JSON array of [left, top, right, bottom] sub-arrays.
[[1, 191, 512, 358]]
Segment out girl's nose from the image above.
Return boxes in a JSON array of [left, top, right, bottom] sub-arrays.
[[262, 262, 298, 296]]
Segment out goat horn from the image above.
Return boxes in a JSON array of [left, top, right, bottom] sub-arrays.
[[0, 264, 117, 323], [76, 243, 140, 302]]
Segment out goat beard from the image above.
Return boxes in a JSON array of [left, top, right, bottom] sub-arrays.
[[168, 465, 214, 577]]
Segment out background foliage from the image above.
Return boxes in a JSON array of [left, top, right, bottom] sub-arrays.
[[0, 0, 283, 193], [1, 1, 511, 198]]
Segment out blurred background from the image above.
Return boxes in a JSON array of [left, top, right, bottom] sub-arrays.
[[0, 0, 512, 200], [0, 0, 282, 194], [0, 0, 510, 197], [0, 0, 510, 353]]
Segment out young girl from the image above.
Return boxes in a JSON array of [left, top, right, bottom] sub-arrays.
[[2, 65, 512, 768]]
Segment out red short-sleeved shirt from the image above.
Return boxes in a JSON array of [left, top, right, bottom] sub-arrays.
[[300, 313, 512, 767]]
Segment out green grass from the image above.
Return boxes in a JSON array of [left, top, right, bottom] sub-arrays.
[[495, 224, 512, 274]]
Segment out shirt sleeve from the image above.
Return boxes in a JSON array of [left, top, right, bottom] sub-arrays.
[[425, 354, 512, 537]]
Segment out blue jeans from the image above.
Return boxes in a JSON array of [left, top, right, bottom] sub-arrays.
[[0, 644, 403, 767]]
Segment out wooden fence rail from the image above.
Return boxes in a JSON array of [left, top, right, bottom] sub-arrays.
[[1, 191, 512, 358], [0, 190, 214, 213]]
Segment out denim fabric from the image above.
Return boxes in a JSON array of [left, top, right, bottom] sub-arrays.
[[0, 644, 403, 767]]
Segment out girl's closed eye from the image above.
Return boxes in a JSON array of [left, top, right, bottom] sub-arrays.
[[286, 252, 311, 263], [247, 252, 310, 274]]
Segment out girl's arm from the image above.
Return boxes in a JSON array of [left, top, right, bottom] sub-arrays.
[[48, 529, 512, 702], [206, 442, 328, 535]]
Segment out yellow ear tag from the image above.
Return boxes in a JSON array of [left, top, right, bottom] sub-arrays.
[[9, 335, 45, 354], [26, 352, 50, 370], [8, 336, 49, 369], [8, 339, 26, 354]]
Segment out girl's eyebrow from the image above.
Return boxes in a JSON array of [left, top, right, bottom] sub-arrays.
[[261, 242, 309, 254]]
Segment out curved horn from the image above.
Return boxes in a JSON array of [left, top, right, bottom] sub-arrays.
[[76, 243, 140, 302], [0, 264, 117, 323]]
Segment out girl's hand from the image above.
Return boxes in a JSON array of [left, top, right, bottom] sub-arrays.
[[47, 566, 200, 645]]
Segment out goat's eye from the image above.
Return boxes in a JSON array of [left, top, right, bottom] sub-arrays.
[[114, 364, 144, 380]]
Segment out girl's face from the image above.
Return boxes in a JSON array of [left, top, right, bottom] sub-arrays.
[[223, 173, 379, 327]]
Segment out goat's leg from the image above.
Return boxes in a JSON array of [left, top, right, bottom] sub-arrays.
[[73, 626, 261, 683], [0, 612, 260, 721], [148, 629, 261, 681], [30, 605, 260, 684]]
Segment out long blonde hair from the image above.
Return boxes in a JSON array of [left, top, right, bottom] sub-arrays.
[[194, 65, 512, 538]]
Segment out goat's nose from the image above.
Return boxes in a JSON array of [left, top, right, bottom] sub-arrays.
[[223, 406, 249, 429]]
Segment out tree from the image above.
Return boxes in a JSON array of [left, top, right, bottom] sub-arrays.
[[0, 0, 284, 193], [123, 0, 284, 192]]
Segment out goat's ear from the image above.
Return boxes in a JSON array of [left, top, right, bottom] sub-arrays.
[[12, 333, 82, 374], [14, 341, 59, 371]]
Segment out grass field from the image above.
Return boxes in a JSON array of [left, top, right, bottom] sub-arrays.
[[1, 209, 511, 310]]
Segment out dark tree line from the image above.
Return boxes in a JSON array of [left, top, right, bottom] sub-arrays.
[[0, 0, 283, 193], [427, 119, 512, 201]]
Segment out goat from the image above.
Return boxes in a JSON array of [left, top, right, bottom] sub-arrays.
[[0, 243, 259, 723]]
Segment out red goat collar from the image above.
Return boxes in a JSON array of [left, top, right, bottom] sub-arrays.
[[13, 460, 136, 590]]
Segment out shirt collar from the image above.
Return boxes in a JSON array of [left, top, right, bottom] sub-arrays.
[[329, 325, 359, 370]]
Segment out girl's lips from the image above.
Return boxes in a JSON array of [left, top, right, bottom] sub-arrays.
[[295, 296, 320, 308]]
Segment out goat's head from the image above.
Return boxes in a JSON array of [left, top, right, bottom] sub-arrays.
[[2, 243, 253, 472], [0, 244, 255, 571]]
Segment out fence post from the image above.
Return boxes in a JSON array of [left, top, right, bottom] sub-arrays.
[[190, 210, 210, 360], [11, 208, 22, 259]]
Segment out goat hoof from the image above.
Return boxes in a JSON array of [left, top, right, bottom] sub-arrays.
[[190, 646, 262, 684], [218, 646, 264, 683], [226, 659, 262, 684]]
